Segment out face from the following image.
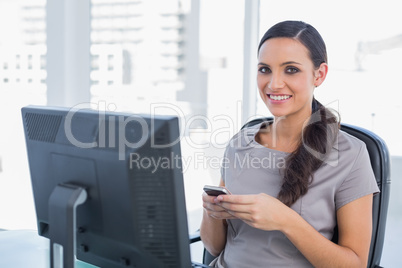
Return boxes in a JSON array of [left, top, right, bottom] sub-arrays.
[[257, 37, 327, 120]]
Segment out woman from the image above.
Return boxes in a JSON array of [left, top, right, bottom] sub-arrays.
[[200, 21, 379, 267]]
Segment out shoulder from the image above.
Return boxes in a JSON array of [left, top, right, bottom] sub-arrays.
[[332, 129, 375, 181], [226, 122, 264, 149], [318, 129, 368, 169], [337, 130, 367, 155], [333, 130, 379, 209]]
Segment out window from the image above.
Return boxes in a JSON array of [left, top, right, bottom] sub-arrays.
[[0, 0, 46, 229], [88, 0, 247, 235]]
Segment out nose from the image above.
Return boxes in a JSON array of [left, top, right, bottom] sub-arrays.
[[268, 72, 285, 91]]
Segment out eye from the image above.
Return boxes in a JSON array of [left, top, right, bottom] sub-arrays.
[[286, 67, 299, 74], [258, 66, 271, 74]]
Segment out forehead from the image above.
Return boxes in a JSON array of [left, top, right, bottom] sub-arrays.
[[258, 37, 311, 63]]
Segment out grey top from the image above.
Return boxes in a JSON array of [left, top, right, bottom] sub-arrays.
[[211, 122, 379, 268]]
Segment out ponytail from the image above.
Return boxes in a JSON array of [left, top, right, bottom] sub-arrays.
[[277, 98, 339, 207]]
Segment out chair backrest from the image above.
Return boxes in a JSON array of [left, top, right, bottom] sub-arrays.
[[238, 117, 391, 268], [340, 123, 391, 268]]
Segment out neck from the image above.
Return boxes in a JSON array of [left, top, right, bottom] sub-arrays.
[[271, 111, 311, 150]]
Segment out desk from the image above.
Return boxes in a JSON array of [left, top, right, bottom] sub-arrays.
[[0, 230, 98, 268]]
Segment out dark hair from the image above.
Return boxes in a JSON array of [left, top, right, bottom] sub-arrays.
[[258, 20, 327, 68], [258, 21, 339, 207]]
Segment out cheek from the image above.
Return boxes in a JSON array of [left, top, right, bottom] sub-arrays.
[[257, 75, 268, 91], [288, 77, 313, 93]]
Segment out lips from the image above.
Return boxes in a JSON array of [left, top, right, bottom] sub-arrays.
[[267, 94, 292, 101]]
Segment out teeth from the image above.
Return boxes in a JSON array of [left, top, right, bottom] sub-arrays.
[[269, 95, 290, 101]]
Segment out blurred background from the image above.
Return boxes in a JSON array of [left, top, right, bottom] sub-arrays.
[[0, 0, 401, 266]]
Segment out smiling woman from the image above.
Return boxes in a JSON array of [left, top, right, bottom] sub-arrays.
[[200, 20, 379, 268], [257, 38, 322, 120], [255, 30, 334, 205]]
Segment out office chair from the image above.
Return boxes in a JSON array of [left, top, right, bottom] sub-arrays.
[[190, 117, 391, 268]]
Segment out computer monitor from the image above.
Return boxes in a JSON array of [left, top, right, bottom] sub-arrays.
[[21, 105, 191, 268]]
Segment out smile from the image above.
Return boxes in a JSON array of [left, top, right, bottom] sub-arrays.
[[267, 94, 292, 101]]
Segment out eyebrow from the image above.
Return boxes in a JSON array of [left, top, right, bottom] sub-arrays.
[[258, 61, 302, 67]]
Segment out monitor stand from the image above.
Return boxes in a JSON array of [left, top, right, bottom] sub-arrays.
[[48, 183, 87, 268]]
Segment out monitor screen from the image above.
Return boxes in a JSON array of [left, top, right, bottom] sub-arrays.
[[21, 105, 191, 268]]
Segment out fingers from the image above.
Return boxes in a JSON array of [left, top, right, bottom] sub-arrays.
[[214, 194, 267, 220], [203, 192, 227, 212], [203, 201, 226, 212], [209, 211, 237, 220], [202, 192, 238, 219], [203, 201, 237, 220], [215, 194, 255, 204], [214, 195, 256, 215], [203, 193, 285, 231], [202, 192, 222, 203], [202, 193, 270, 221]]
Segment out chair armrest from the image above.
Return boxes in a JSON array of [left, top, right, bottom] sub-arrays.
[[189, 229, 201, 244]]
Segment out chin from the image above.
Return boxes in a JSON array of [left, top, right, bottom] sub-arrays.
[[266, 108, 288, 119]]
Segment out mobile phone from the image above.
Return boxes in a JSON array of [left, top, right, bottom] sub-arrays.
[[203, 185, 231, 196]]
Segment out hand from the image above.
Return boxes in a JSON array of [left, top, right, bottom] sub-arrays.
[[215, 193, 292, 231], [202, 192, 237, 220]]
